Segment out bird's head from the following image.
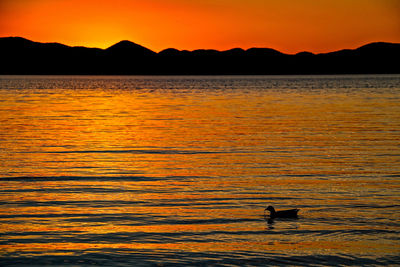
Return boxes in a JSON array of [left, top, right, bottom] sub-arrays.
[[265, 206, 275, 212]]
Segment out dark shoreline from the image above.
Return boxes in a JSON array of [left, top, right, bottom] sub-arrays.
[[1, 37, 399, 75]]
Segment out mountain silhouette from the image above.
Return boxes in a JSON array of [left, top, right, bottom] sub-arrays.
[[106, 40, 156, 56], [1, 37, 399, 74]]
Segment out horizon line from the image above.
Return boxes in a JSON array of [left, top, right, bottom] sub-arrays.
[[2, 36, 399, 55]]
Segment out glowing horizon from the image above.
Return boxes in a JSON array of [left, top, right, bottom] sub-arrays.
[[1, 0, 399, 53]]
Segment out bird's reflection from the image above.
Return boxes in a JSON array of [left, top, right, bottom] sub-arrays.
[[264, 213, 300, 230], [266, 217, 275, 229]]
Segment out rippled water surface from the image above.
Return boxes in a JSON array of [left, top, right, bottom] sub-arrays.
[[0, 75, 399, 266]]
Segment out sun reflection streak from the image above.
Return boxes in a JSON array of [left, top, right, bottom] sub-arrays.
[[0, 76, 400, 264]]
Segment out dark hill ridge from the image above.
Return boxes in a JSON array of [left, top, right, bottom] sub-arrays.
[[1, 37, 399, 74], [106, 40, 156, 56]]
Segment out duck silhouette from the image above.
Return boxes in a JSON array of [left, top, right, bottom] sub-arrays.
[[264, 206, 299, 219]]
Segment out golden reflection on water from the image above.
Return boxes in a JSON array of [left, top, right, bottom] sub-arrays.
[[0, 76, 400, 264], [2, 240, 398, 257], [1, 86, 399, 178]]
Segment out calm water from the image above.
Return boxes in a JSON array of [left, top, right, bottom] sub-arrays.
[[0, 75, 399, 266]]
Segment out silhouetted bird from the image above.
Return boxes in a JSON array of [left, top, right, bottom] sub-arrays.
[[264, 206, 299, 218]]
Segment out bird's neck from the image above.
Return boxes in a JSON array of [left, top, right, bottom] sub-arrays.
[[269, 208, 276, 215]]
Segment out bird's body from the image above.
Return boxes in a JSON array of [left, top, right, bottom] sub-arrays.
[[264, 206, 299, 218]]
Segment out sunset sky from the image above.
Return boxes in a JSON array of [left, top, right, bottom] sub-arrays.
[[1, 0, 399, 53]]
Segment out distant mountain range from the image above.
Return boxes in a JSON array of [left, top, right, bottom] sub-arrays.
[[1, 37, 399, 74]]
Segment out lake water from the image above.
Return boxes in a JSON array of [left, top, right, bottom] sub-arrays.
[[0, 75, 399, 266]]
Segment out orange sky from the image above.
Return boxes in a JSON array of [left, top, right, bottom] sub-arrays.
[[0, 0, 399, 53]]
